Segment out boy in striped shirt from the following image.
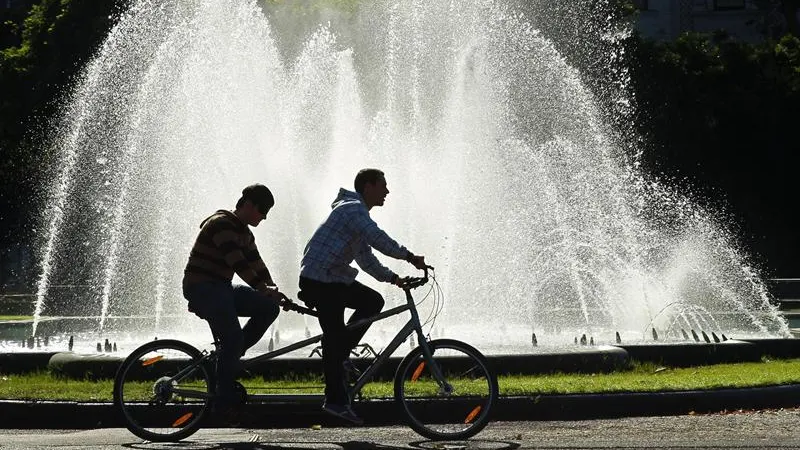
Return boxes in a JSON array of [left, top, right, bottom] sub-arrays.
[[183, 183, 286, 417]]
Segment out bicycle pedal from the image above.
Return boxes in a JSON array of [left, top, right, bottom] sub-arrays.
[[233, 381, 248, 405]]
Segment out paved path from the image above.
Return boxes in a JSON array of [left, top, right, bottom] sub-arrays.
[[2, 410, 800, 449]]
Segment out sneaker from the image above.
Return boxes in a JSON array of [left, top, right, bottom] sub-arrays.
[[322, 402, 364, 425], [215, 405, 242, 427]]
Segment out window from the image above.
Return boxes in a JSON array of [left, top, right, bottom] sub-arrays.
[[692, 0, 709, 12], [713, 0, 745, 10]]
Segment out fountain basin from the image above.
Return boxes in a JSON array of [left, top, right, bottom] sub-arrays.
[[3, 339, 795, 380]]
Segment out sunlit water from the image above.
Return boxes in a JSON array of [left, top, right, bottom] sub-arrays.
[[18, 0, 788, 355]]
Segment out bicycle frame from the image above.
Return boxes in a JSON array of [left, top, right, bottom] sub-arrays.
[[241, 283, 447, 402], [346, 287, 450, 398], [152, 274, 447, 405]]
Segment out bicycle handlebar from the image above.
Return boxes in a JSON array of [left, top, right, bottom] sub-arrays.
[[282, 300, 318, 317], [278, 293, 318, 317], [398, 265, 434, 290]]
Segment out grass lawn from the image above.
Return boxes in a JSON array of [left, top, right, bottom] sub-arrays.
[[2, 358, 800, 401], [0, 315, 33, 321]]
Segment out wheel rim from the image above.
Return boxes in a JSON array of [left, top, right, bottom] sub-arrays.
[[398, 342, 495, 439], [117, 344, 211, 440]]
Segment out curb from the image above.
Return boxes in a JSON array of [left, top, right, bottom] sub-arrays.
[[493, 384, 800, 421], [2, 385, 799, 429]]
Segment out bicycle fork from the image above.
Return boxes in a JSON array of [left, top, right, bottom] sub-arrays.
[[404, 291, 453, 396], [415, 337, 453, 395]]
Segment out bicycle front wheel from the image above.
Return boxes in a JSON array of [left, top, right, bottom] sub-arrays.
[[113, 339, 213, 442], [394, 338, 498, 440]]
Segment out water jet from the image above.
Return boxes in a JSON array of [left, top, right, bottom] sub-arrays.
[[3, 0, 787, 356]]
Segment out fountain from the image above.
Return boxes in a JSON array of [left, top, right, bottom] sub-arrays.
[[7, 0, 789, 355]]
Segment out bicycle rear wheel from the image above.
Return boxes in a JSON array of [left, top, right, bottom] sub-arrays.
[[394, 338, 498, 440], [113, 339, 214, 442]]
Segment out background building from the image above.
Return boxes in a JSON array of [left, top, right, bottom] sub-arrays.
[[636, 0, 797, 41]]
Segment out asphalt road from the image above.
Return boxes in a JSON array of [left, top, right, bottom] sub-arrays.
[[2, 410, 800, 450]]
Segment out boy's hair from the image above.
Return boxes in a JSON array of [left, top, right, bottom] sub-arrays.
[[236, 183, 275, 209], [354, 168, 385, 194]]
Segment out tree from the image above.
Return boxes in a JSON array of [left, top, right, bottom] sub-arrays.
[[631, 31, 800, 274], [752, 0, 800, 38], [0, 0, 124, 287]]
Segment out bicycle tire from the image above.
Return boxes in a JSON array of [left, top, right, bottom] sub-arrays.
[[113, 339, 214, 442], [394, 338, 498, 440]]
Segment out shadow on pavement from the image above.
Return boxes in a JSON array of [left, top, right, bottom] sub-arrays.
[[121, 439, 521, 450]]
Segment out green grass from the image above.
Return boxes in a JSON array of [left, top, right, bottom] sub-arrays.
[[3, 358, 800, 401], [0, 315, 33, 321], [0, 372, 115, 401], [499, 359, 800, 395]]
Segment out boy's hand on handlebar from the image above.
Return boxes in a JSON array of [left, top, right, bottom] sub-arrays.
[[393, 274, 429, 290], [408, 254, 427, 270], [266, 289, 295, 311], [260, 285, 284, 302], [392, 275, 409, 287], [279, 297, 295, 311]]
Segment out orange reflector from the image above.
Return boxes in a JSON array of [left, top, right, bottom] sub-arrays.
[[172, 412, 193, 427], [464, 405, 482, 424], [411, 362, 425, 382], [142, 355, 164, 366]]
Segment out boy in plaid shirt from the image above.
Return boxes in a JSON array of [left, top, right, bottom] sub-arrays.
[[299, 169, 426, 424]]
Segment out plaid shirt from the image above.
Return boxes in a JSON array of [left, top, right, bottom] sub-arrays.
[[300, 188, 410, 284]]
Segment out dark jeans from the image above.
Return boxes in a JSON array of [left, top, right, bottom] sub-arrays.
[[183, 281, 279, 408], [298, 277, 385, 405]]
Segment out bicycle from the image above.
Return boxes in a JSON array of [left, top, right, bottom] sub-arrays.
[[113, 268, 498, 442]]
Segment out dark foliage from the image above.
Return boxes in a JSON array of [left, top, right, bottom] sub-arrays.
[[0, 0, 124, 265], [629, 32, 800, 274]]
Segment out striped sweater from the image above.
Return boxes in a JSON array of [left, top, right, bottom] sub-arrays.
[[183, 210, 274, 290]]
